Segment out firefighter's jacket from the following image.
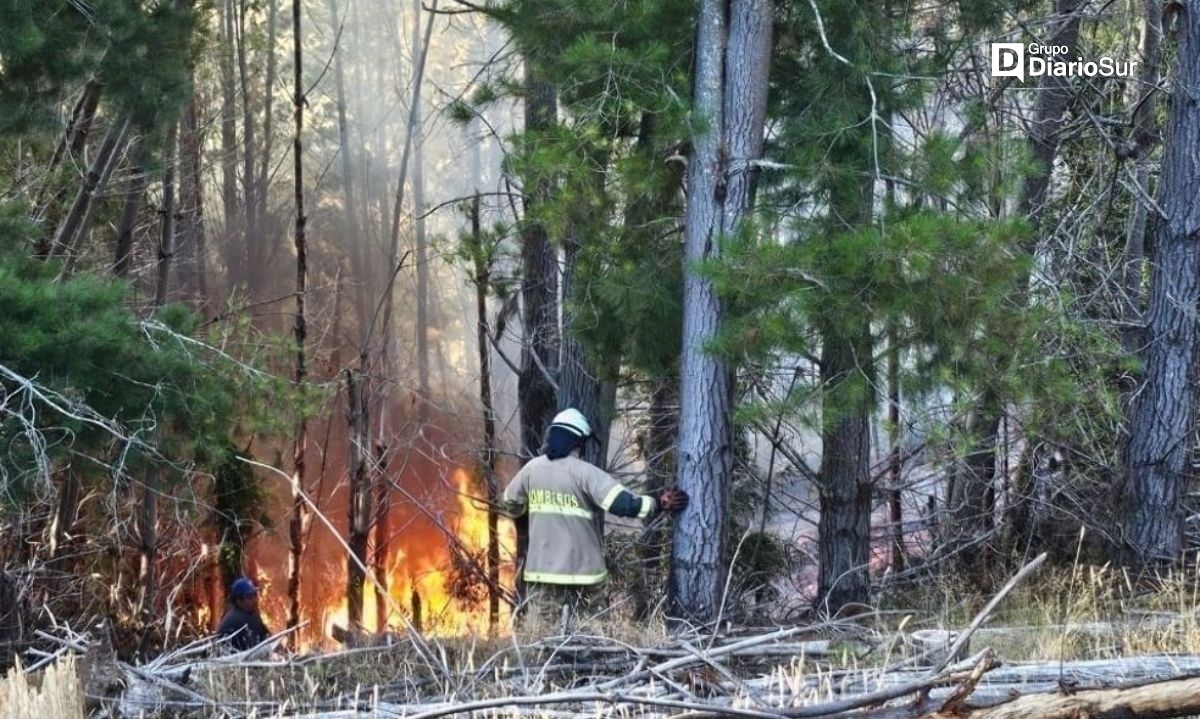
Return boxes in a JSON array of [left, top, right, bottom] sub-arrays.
[[503, 454, 655, 586]]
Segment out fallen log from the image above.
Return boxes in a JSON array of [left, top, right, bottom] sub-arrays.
[[960, 675, 1200, 719]]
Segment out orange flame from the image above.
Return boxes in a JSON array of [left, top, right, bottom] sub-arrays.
[[317, 467, 514, 644]]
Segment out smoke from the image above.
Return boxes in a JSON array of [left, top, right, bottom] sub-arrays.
[[198, 0, 526, 646]]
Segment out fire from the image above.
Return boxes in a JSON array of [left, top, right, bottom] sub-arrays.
[[317, 467, 515, 644]]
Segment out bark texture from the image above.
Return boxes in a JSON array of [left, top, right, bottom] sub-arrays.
[[517, 71, 560, 460], [670, 0, 772, 622], [815, 318, 873, 614], [1123, 0, 1200, 563], [1120, 0, 1164, 317]]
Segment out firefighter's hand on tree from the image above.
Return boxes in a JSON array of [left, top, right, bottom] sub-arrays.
[[658, 488, 689, 513]]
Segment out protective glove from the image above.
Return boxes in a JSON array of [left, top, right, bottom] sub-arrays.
[[658, 488, 689, 513]]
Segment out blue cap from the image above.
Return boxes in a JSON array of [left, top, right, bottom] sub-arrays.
[[231, 577, 258, 597]]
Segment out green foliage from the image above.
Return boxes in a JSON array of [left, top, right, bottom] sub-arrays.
[[0, 0, 197, 134], [731, 531, 789, 603], [466, 0, 694, 384], [0, 202, 285, 505], [710, 211, 1031, 424], [212, 442, 272, 588], [486, 0, 693, 127]]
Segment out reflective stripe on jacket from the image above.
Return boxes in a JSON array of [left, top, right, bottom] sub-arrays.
[[503, 455, 653, 585]]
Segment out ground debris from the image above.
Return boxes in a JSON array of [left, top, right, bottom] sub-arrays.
[[15, 618, 1200, 719]]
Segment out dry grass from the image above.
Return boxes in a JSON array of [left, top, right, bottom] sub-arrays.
[[880, 556, 1200, 664], [0, 655, 83, 719], [17, 567, 1200, 718]]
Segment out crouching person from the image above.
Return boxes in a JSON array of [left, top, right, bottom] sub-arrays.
[[216, 577, 270, 652]]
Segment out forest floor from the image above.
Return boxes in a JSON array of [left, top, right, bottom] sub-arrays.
[[10, 556, 1200, 717]]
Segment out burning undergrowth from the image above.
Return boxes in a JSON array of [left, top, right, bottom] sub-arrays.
[[195, 399, 518, 650]]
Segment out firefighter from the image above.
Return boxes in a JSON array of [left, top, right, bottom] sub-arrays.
[[216, 577, 270, 651], [504, 408, 688, 627]]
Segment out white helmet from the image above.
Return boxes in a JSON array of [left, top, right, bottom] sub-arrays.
[[550, 408, 592, 439]]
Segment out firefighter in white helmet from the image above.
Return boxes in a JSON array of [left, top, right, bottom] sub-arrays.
[[503, 407, 688, 627]]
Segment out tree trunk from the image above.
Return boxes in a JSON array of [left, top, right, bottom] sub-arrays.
[[513, 70, 559, 610], [636, 376, 679, 619], [177, 87, 210, 311], [381, 0, 434, 413], [327, 0, 366, 343], [34, 77, 103, 247], [41, 78, 104, 188], [372, 441, 390, 630], [286, 0, 310, 645], [413, 0, 431, 416], [470, 196, 500, 632], [136, 463, 160, 657], [112, 141, 150, 278], [48, 118, 129, 260], [816, 318, 874, 614], [155, 123, 178, 312], [345, 368, 370, 628], [517, 72, 559, 462], [236, 0, 260, 289], [49, 469, 82, 559], [887, 325, 904, 570], [1123, 0, 1200, 560], [559, 224, 617, 470], [258, 0, 278, 229], [670, 0, 771, 623], [219, 0, 241, 287], [1120, 0, 1164, 321]]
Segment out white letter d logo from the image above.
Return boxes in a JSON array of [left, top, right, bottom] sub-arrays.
[[991, 43, 1024, 82]]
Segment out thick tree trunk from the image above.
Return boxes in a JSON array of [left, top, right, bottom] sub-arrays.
[[670, 0, 771, 623], [286, 0, 309, 644], [1123, 0, 1200, 563], [517, 71, 560, 460], [1120, 0, 1164, 320], [816, 319, 873, 614], [947, 393, 1000, 567], [559, 225, 617, 470]]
